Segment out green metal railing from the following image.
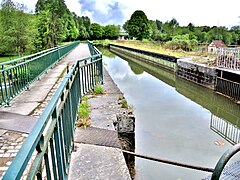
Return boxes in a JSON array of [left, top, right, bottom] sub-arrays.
[[0, 41, 80, 106], [2, 44, 103, 179], [211, 143, 240, 179]]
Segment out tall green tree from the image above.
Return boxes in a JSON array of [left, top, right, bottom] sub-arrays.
[[0, 0, 35, 56], [90, 23, 104, 40], [36, 0, 79, 48], [124, 10, 150, 40], [149, 20, 159, 40], [104, 25, 120, 39]]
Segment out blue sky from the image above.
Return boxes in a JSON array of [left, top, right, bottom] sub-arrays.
[[10, 0, 240, 27]]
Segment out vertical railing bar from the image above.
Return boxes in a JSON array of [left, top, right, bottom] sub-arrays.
[[53, 113, 65, 179], [44, 148, 52, 180], [50, 137, 58, 180]]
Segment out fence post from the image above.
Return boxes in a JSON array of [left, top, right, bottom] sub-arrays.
[[2, 65, 10, 105]]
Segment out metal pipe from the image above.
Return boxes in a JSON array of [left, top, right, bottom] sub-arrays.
[[122, 150, 214, 173]]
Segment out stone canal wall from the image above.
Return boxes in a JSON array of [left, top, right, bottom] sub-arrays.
[[177, 58, 217, 90], [109, 44, 240, 103], [110, 44, 177, 71]]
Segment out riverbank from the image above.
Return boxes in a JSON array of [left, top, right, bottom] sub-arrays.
[[109, 44, 240, 103], [68, 68, 132, 179]]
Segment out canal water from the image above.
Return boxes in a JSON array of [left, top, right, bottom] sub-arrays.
[[101, 48, 240, 180]]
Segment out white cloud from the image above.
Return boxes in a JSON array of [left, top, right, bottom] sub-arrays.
[[65, 0, 81, 16], [9, 0, 240, 27]]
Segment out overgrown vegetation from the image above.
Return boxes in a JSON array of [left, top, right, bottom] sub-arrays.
[[93, 85, 104, 95], [76, 96, 91, 129], [113, 40, 194, 58]]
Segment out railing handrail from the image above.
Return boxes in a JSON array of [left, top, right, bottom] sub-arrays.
[[211, 143, 240, 179], [0, 41, 80, 106], [216, 47, 240, 70], [0, 42, 77, 67], [3, 42, 103, 179], [0, 47, 57, 67]]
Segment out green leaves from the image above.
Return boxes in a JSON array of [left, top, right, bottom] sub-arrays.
[[0, 0, 35, 56], [125, 10, 151, 40]]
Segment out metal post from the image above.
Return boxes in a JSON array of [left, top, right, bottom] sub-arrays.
[[2, 65, 10, 105]]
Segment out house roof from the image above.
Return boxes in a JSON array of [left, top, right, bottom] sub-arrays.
[[209, 40, 226, 48]]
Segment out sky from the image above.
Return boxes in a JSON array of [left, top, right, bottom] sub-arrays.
[[8, 0, 240, 28]]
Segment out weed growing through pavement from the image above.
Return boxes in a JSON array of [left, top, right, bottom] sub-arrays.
[[93, 85, 104, 94], [76, 96, 91, 129]]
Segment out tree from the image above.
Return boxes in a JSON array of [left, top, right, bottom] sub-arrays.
[[149, 20, 159, 40], [124, 10, 150, 40], [156, 20, 163, 32], [187, 23, 195, 32], [0, 0, 35, 56], [90, 23, 104, 40], [36, 0, 79, 48], [104, 25, 120, 39]]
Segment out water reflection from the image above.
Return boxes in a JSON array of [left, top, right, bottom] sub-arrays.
[[210, 114, 240, 145], [102, 48, 240, 180]]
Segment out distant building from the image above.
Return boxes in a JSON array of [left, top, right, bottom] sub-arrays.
[[208, 40, 226, 54], [118, 31, 129, 40]]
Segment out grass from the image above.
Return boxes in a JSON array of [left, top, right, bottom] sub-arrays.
[[93, 85, 104, 94], [113, 40, 209, 59], [76, 96, 91, 129], [120, 99, 128, 108], [0, 55, 19, 63], [92, 39, 113, 47]]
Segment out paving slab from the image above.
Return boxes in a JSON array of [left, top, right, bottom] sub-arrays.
[[88, 69, 124, 131], [68, 143, 131, 180], [2, 102, 40, 116], [74, 127, 121, 148], [0, 112, 37, 133]]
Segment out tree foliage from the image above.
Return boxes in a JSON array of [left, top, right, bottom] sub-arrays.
[[0, 0, 35, 56], [124, 10, 150, 40], [104, 25, 120, 39], [123, 10, 240, 51]]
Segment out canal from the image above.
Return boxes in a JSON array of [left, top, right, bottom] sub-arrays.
[[101, 48, 240, 180]]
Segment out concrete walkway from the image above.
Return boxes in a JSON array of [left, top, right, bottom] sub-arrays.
[[68, 69, 131, 180], [0, 43, 90, 177]]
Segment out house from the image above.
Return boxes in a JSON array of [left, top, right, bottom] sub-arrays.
[[208, 40, 226, 54], [118, 31, 129, 40]]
